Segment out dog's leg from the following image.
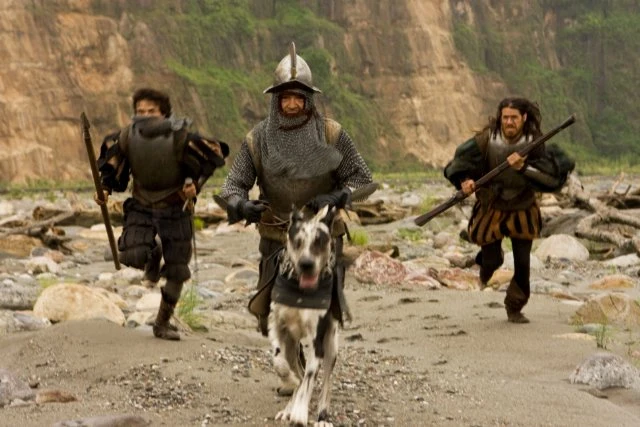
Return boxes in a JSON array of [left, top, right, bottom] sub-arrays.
[[273, 331, 300, 422], [270, 314, 301, 401], [315, 317, 338, 427], [289, 311, 334, 427], [288, 333, 319, 426]]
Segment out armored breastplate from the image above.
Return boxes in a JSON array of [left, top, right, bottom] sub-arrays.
[[259, 171, 335, 221], [487, 135, 530, 201], [127, 123, 183, 204]]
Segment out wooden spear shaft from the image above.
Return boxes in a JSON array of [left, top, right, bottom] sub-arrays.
[[81, 112, 121, 270]]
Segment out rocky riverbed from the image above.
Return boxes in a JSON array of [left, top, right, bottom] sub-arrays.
[[1, 176, 639, 426]]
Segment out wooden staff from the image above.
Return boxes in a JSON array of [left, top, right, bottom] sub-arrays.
[[81, 112, 121, 269]]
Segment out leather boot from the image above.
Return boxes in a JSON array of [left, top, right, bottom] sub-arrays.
[[504, 279, 530, 324], [153, 293, 180, 340]]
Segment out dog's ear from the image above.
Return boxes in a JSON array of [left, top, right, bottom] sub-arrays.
[[320, 206, 337, 229], [289, 204, 304, 225]]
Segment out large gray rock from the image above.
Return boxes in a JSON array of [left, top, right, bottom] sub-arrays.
[[33, 283, 125, 325], [0, 369, 35, 407], [52, 414, 150, 427], [604, 254, 640, 268], [570, 352, 640, 390], [0, 278, 39, 310], [135, 293, 161, 312], [503, 251, 544, 271], [534, 234, 589, 262], [0, 310, 50, 335], [24, 256, 60, 274]]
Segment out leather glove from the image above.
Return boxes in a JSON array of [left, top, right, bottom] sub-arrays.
[[228, 198, 268, 225], [307, 188, 351, 213]]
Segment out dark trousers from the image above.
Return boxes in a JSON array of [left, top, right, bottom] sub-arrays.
[[479, 238, 533, 313], [118, 197, 193, 303]]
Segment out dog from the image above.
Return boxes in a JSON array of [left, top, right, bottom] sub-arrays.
[[269, 204, 340, 426]]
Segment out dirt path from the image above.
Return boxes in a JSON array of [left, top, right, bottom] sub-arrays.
[[1, 285, 639, 427]]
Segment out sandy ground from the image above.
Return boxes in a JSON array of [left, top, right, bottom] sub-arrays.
[[2, 179, 640, 426], [1, 283, 639, 427]]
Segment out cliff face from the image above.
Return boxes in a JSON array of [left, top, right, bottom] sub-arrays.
[[0, 0, 132, 182], [0, 0, 636, 183], [0, 0, 505, 183], [315, 0, 504, 166]]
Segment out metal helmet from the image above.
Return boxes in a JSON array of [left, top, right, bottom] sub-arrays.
[[263, 42, 322, 94]]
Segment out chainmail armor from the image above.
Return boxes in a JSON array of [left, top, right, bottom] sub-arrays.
[[260, 90, 342, 179], [220, 93, 372, 201]]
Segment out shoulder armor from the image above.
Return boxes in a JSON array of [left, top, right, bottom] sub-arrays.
[[245, 130, 260, 174], [323, 118, 342, 146], [474, 128, 491, 155], [117, 124, 132, 157]]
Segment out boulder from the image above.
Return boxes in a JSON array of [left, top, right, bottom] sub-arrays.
[[534, 234, 589, 261], [33, 283, 125, 325]]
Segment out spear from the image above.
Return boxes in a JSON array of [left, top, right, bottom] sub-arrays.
[[81, 112, 121, 269]]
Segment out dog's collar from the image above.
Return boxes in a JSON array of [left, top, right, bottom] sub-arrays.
[[272, 273, 333, 309]]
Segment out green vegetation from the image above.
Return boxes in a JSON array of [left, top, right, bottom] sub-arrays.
[[349, 229, 369, 246], [193, 217, 205, 231], [176, 285, 205, 331], [37, 276, 59, 290], [451, 2, 640, 169], [594, 323, 612, 350], [83, 1, 640, 173], [90, 0, 400, 171], [418, 195, 440, 215], [397, 227, 423, 242]]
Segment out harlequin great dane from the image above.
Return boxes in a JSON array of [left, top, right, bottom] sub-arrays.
[[269, 205, 340, 426]]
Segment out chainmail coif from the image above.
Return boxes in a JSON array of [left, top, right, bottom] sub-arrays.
[[257, 89, 343, 179]]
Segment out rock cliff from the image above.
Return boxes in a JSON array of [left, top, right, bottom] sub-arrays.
[[1, 0, 637, 183]]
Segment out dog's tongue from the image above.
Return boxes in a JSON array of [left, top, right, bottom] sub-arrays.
[[299, 274, 319, 289]]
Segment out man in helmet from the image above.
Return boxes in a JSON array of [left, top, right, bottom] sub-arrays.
[[95, 88, 229, 340], [444, 97, 574, 323], [218, 43, 374, 393]]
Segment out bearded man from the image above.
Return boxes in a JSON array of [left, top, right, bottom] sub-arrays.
[[95, 88, 228, 340], [218, 42, 374, 392], [444, 97, 574, 323]]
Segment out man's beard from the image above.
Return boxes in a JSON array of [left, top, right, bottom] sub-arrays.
[[502, 126, 523, 142]]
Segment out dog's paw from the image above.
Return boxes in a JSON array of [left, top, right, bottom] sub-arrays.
[[314, 422, 333, 427], [275, 410, 291, 422], [289, 410, 308, 426]]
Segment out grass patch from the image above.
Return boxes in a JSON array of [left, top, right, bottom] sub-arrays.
[[193, 217, 205, 231], [37, 276, 59, 290], [417, 195, 441, 214], [594, 323, 612, 350], [349, 229, 369, 246], [176, 285, 205, 331], [397, 227, 423, 242], [0, 178, 94, 196]]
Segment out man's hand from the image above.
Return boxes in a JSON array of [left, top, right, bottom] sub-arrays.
[[460, 179, 475, 195], [507, 152, 527, 171], [182, 181, 197, 200], [239, 200, 268, 224], [94, 189, 109, 206], [307, 188, 351, 213]]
